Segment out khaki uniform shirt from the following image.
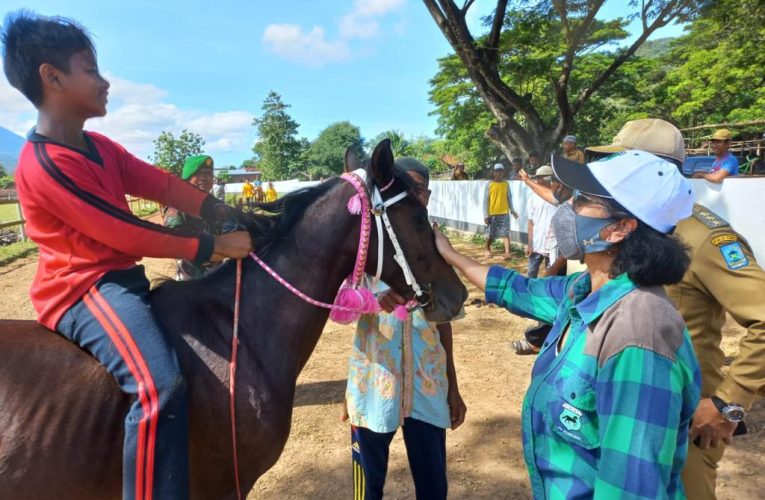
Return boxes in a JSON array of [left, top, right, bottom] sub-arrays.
[[666, 204, 765, 410], [564, 149, 585, 164]]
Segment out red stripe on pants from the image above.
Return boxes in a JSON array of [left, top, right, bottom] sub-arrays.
[[84, 289, 160, 500]]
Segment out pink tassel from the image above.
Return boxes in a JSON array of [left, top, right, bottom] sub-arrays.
[[393, 305, 409, 321], [347, 194, 362, 215], [330, 285, 380, 325]]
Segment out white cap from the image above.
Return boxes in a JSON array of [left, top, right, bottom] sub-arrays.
[[552, 150, 695, 233], [493, 163, 504, 170], [534, 165, 553, 177]]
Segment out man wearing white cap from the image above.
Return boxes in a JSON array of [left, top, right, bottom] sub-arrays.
[[483, 163, 518, 259], [434, 150, 700, 499], [562, 135, 585, 164], [587, 118, 765, 500]]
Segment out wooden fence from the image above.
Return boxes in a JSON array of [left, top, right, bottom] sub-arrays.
[[0, 199, 26, 241]]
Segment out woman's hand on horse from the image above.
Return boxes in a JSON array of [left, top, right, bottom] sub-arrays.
[[211, 231, 254, 261], [432, 223, 456, 263]]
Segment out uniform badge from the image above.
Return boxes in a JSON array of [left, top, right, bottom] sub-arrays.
[[711, 233, 738, 246], [720, 242, 749, 270], [560, 403, 582, 431]]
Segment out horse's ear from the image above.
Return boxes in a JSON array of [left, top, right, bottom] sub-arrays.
[[344, 147, 363, 173], [369, 139, 394, 186]]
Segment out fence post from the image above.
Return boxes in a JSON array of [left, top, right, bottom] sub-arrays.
[[15, 201, 27, 242]]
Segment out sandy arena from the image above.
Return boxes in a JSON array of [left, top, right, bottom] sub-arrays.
[[1, 237, 762, 499]]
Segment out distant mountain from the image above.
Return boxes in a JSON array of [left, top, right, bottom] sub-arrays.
[[0, 126, 25, 174], [636, 37, 674, 59]]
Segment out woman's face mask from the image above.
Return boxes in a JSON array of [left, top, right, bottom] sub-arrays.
[[551, 198, 620, 260]]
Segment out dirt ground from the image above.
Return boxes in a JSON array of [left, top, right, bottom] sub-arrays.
[[1, 238, 763, 499]]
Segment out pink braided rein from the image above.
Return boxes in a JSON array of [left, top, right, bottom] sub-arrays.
[[247, 171, 376, 315]]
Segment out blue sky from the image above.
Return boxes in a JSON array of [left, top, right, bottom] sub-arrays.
[[0, 0, 685, 167]]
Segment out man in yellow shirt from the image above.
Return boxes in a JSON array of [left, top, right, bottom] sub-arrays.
[[242, 179, 255, 208], [562, 135, 585, 163], [483, 163, 518, 259], [265, 181, 278, 202]]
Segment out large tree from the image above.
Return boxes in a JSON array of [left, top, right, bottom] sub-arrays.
[[252, 91, 306, 180], [151, 129, 205, 177], [422, 0, 702, 158], [306, 121, 364, 179]]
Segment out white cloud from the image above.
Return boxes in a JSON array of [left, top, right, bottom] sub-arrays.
[[264, 0, 407, 66], [0, 73, 254, 160], [353, 0, 406, 17], [262, 24, 351, 66]]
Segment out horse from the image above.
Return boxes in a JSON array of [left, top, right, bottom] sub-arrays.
[[0, 140, 468, 499]]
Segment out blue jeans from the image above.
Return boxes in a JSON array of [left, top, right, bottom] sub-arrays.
[[351, 418, 447, 500], [527, 252, 549, 278], [57, 266, 189, 500]]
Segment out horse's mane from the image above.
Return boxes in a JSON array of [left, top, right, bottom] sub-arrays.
[[240, 166, 421, 254], [240, 178, 342, 253]]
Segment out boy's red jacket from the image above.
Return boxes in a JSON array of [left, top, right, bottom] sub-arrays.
[[15, 130, 216, 330]]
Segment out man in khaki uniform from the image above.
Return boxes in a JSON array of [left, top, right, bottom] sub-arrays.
[[587, 118, 765, 499]]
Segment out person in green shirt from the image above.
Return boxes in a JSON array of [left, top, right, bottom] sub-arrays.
[[435, 151, 701, 498]]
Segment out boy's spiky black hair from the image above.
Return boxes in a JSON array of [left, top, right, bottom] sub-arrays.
[[1, 10, 95, 107]]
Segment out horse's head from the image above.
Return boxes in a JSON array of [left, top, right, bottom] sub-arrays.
[[346, 140, 468, 323]]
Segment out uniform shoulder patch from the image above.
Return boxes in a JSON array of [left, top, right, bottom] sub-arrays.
[[692, 204, 729, 229], [710, 233, 738, 246], [720, 242, 749, 270]]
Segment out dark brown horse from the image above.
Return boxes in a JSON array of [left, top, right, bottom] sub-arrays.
[[0, 140, 468, 499]]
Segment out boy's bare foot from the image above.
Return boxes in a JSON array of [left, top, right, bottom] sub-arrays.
[[503, 253, 513, 261], [485, 250, 493, 258]]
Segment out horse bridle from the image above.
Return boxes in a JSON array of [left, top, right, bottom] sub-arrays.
[[359, 170, 431, 308]]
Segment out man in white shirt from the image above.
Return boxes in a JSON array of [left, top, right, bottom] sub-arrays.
[[525, 166, 558, 278]]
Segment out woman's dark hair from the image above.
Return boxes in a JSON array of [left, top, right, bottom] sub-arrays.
[[2, 11, 95, 106], [610, 220, 690, 286]]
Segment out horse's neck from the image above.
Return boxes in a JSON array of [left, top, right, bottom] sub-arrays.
[[238, 184, 359, 379]]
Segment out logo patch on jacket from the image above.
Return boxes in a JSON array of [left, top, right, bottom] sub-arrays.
[[560, 403, 582, 431], [720, 242, 749, 270]]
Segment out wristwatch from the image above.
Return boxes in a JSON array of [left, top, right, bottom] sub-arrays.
[[711, 395, 745, 423]]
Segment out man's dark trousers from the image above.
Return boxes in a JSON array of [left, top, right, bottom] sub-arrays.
[[351, 417, 447, 500]]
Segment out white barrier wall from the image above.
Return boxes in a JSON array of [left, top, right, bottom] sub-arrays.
[[429, 178, 765, 263], [239, 177, 765, 262]]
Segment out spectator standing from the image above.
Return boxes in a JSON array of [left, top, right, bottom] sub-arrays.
[[253, 180, 265, 203], [483, 163, 518, 259], [451, 162, 469, 180], [696, 128, 739, 183], [527, 152, 541, 176], [215, 177, 226, 201], [524, 166, 557, 278], [562, 135, 585, 163], [344, 158, 466, 500], [508, 157, 524, 180], [242, 179, 255, 208], [162, 155, 222, 280], [265, 181, 278, 202]]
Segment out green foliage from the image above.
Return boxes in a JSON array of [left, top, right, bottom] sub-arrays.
[[0, 240, 37, 267], [659, 0, 765, 132], [252, 91, 307, 180], [216, 170, 232, 183], [306, 121, 364, 178], [0, 162, 6, 177], [0, 175, 14, 189], [370, 130, 412, 157], [151, 129, 205, 177]]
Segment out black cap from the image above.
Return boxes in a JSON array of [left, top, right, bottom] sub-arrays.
[[551, 155, 611, 198]]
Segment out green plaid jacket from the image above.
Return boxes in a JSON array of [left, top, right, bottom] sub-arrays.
[[485, 266, 700, 499]]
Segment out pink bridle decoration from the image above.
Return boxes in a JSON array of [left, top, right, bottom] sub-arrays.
[[248, 171, 391, 324]]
